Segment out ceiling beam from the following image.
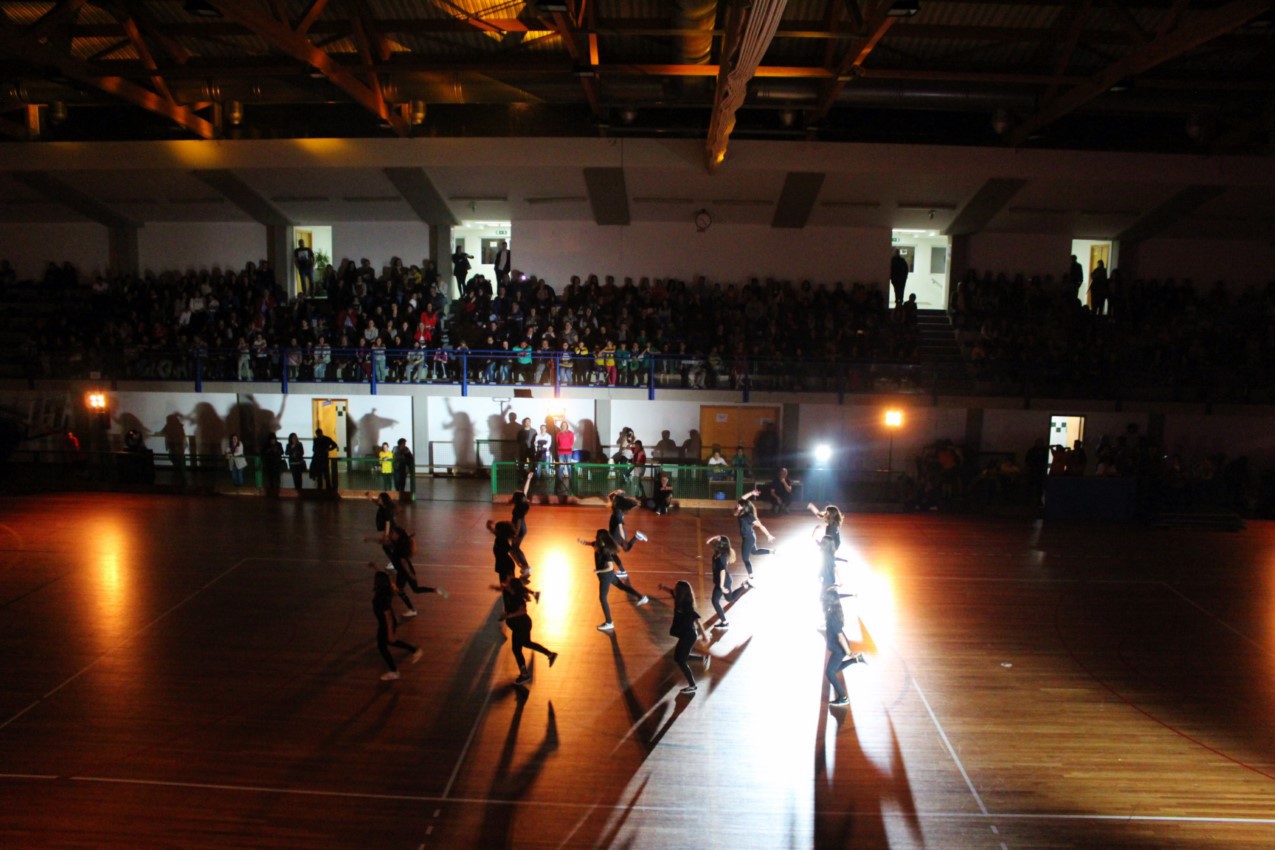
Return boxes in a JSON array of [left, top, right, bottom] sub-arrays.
[[1, 23, 215, 139], [295, 0, 329, 36], [11, 171, 140, 228], [383, 168, 459, 227], [0, 0, 89, 55], [809, 2, 895, 123], [1037, 0, 1092, 107], [1007, 0, 1273, 146], [207, 1, 408, 136], [1116, 184, 1225, 243], [547, 9, 602, 118], [191, 170, 293, 227], [945, 178, 1027, 237]]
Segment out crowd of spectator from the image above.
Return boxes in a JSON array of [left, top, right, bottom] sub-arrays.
[[3, 255, 923, 387], [4, 253, 1274, 402], [952, 267, 1275, 400]]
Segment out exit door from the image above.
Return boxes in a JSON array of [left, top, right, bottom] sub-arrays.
[[312, 398, 349, 456]]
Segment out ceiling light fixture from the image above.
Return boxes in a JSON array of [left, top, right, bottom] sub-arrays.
[[885, 0, 920, 17], [183, 0, 223, 18]]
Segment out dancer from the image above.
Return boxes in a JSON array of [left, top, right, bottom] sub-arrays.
[[488, 519, 520, 583], [705, 535, 750, 628], [365, 523, 447, 617], [735, 488, 777, 580], [492, 574, 557, 685], [607, 488, 648, 552], [657, 580, 711, 694], [807, 502, 844, 550], [579, 529, 649, 631], [367, 490, 396, 543], [509, 471, 534, 575], [822, 586, 865, 707], [372, 570, 422, 682]]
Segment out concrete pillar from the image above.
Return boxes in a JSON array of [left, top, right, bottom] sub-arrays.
[[266, 224, 290, 290], [107, 226, 139, 276], [432, 224, 455, 300], [949, 234, 971, 289]]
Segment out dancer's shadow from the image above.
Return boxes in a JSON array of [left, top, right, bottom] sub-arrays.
[[475, 692, 559, 848], [814, 615, 919, 849]]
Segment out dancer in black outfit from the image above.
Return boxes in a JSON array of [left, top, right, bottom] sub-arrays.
[[579, 529, 648, 631], [735, 488, 777, 579], [807, 502, 843, 550], [822, 586, 865, 706], [607, 489, 648, 551], [365, 523, 447, 616], [373, 571, 422, 681], [657, 580, 711, 694], [367, 491, 396, 543], [488, 519, 520, 583], [502, 471, 534, 578], [705, 535, 751, 628], [492, 574, 558, 685]]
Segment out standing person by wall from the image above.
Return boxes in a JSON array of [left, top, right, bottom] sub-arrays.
[[286, 432, 306, 492], [890, 249, 910, 309], [312, 427, 337, 491], [225, 434, 246, 489], [378, 442, 394, 491], [393, 437, 415, 501]]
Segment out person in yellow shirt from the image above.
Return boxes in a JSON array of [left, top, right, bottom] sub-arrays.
[[378, 442, 394, 491], [600, 339, 618, 385]]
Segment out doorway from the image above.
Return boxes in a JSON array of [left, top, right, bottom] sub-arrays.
[[1070, 239, 1114, 307], [312, 398, 349, 457], [891, 229, 951, 309], [1047, 414, 1085, 472]]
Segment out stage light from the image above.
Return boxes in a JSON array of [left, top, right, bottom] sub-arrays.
[[884, 409, 903, 428], [814, 444, 832, 464], [87, 391, 107, 411]]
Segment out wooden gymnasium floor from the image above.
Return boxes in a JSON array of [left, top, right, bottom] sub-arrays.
[[2, 492, 1274, 850]]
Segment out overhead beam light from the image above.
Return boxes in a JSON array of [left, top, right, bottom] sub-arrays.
[[885, 0, 920, 17]]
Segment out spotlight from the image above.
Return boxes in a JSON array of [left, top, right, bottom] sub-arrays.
[[814, 444, 832, 464], [86, 391, 107, 411]]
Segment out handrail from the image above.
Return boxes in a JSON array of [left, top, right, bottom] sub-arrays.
[[4, 343, 1269, 405]]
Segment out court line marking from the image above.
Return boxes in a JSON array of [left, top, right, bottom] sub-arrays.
[[3, 775, 1261, 825], [910, 674, 990, 817], [0, 557, 252, 733], [1160, 582, 1271, 657], [440, 646, 499, 800]]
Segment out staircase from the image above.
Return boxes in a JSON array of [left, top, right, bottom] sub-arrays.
[[914, 309, 963, 363]]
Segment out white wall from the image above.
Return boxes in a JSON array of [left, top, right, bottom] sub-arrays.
[[74, 389, 411, 458], [0, 223, 108, 280], [139, 222, 266, 275], [1130, 237, 1275, 289], [514, 220, 890, 290], [332, 221, 431, 272], [424, 395, 598, 468], [966, 232, 1073, 280]]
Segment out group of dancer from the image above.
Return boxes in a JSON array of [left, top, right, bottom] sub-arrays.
[[364, 491, 449, 681], [366, 472, 866, 707], [809, 502, 867, 706]]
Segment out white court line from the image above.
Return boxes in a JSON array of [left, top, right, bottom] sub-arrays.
[[0, 557, 252, 732], [910, 675, 990, 817], [0, 776, 1253, 826], [440, 644, 499, 800]]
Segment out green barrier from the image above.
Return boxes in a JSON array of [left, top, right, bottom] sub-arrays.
[[489, 461, 750, 504]]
